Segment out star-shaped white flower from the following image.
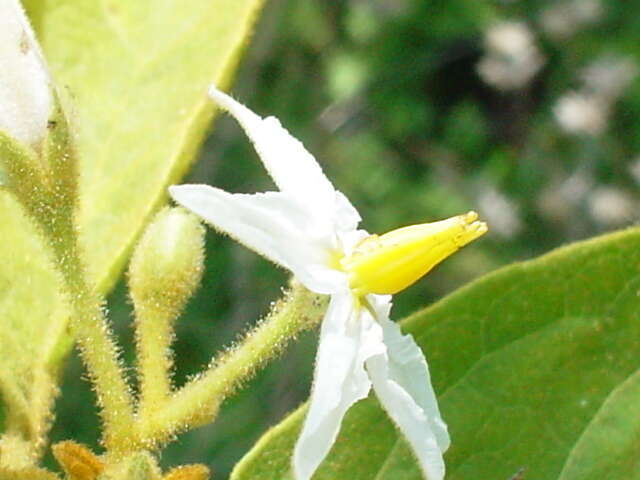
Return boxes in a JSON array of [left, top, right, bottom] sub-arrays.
[[169, 87, 487, 480]]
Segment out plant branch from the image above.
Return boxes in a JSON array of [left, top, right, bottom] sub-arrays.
[[134, 282, 326, 448], [53, 232, 136, 453], [135, 304, 174, 419]]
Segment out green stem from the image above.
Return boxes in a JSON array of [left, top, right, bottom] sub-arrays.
[[134, 283, 326, 448], [1, 115, 134, 455], [26, 368, 57, 457], [0, 433, 38, 470], [0, 376, 31, 435], [0, 368, 59, 467], [135, 305, 174, 420], [51, 221, 135, 454]]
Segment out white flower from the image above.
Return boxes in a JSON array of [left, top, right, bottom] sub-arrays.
[[0, 0, 51, 149], [553, 56, 636, 138], [581, 55, 638, 102], [169, 87, 487, 480], [477, 186, 522, 238], [554, 92, 608, 136], [588, 186, 636, 227], [539, 0, 603, 40], [477, 21, 544, 91]]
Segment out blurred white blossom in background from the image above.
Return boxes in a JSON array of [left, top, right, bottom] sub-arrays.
[[581, 56, 638, 101], [477, 186, 522, 238], [553, 92, 608, 136], [539, 0, 603, 40], [588, 186, 636, 227], [554, 55, 637, 136], [628, 157, 640, 185], [477, 21, 545, 91], [537, 172, 593, 224], [540, 173, 637, 230]]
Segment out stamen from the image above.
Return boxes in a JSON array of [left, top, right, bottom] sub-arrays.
[[341, 211, 487, 295]]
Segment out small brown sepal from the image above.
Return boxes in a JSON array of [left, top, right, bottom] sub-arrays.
[[52, 441, 103, 480], [162, 464, 209, 480]]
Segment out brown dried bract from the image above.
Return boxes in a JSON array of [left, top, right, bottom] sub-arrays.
[[162, 464, 210, 480], [52, 441, 103, 480]]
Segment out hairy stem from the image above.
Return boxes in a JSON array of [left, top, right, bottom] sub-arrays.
[[1, 110, 134, 455], [135, 304, 174, 419], [50, 219, 135, 454], [135, 283, 326, 448]]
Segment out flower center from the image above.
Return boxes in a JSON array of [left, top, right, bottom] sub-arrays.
[[340, 211, 487, 295]]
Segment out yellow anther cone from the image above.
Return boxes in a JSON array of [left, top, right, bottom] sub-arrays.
[[342, 211, 487, 295]]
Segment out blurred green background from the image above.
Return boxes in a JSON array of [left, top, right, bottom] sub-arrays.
[[48, 0, 640, 477]]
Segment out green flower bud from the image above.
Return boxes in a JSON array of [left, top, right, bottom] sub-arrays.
[[130, 207, 205, 415], [129, 207, 205, 317]]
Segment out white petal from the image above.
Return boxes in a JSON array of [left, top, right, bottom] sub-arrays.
[[208, 87, 346, 210], [169, 184, 345, 293], [333, 190, 361, 234], [207, 87, 363, 235], [293, 293, 385, 480], [367, 311, 449, 480], [0, 0, 51, 148]]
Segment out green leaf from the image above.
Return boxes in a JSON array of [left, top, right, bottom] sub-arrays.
[[557, 370, 640, 479], [32, 0, 264, 293], [0, 193, 69, 446], [231, 227, 640, 479], [0, 0, 263, 450]]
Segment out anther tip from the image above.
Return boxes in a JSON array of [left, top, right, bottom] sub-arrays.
[[456, 219, 488, 247], [462, 211, 479, 223], [473, 221, 489, 236]]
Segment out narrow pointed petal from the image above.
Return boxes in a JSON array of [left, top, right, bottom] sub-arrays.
[[0, 0, 51, 148], [208, 87, 347, 211], [293, 293, 385, 480], [333, 191, 362, 234], [367, 312, 449, 480], [169, 184, 345, 293]]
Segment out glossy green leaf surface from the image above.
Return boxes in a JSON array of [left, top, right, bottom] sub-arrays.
[[557, 368, 640, 479], [232, 228, 640, 479], [0, 0, 262, 443]]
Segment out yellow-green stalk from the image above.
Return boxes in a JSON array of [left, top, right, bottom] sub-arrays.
[[134, 283, 326, 449], [129, 207, 205, 419]]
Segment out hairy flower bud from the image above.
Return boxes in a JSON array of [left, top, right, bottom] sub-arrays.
[[0, 0, 51, 149], [129, 207, 205, 316]]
